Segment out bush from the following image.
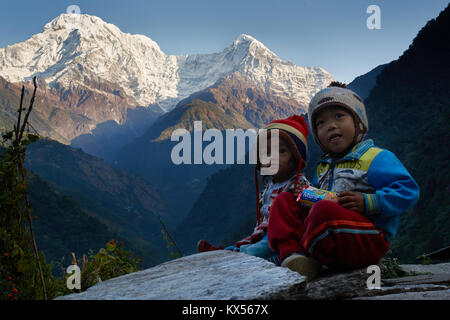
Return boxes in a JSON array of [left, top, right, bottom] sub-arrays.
[[79, 239, 141, 291]]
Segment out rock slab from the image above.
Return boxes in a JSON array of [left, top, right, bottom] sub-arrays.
[[56, 253, 450, 300], [56, 251, 306, 300]]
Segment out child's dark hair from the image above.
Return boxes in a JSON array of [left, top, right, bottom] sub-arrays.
[[328, 81, 347, 88]]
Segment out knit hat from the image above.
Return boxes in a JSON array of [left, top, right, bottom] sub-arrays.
[[262, 114, 309, 166], [254, 114, 309, 224], [307, 86, 368, 150]]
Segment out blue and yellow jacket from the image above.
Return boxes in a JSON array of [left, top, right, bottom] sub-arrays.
[[313, 139, 420, 240]]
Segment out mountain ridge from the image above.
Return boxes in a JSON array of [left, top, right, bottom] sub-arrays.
[[0, 13, 333, 113], [0, 13, 334, 163], [24, 138, 178, 266]]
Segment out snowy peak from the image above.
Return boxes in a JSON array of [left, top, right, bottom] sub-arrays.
[[43, 14, 114, 33], [0, 13, 169, 104], [234, 33, 257, 43], [231, 34, 274, 55], [42, 14, 161, 51], [231, 34, 274, 54], [224, 33, 279, 65], [0, 13, 333, 112]]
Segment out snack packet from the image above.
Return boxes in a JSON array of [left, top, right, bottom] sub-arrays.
[[296, 186, 338, 209]]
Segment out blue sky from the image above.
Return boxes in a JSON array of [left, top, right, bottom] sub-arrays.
[[1, 0, 448, 83]]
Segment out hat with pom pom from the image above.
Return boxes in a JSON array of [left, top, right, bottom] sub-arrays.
[[262, 114, 309, 165]]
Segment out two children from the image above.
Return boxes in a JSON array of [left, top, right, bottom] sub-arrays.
[[199, 81, 420, 281]]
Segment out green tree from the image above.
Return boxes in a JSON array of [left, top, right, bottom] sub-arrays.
[[0, 77, 50, 299]]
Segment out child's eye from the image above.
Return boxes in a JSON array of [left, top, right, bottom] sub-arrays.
[[315, 119, 324, 127], [335, 112, 346, 119]]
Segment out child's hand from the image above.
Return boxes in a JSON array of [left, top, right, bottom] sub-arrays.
[[337, 191, 365, 213]]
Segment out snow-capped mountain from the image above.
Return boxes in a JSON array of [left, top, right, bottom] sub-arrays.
[[0, 14, 333, 112]]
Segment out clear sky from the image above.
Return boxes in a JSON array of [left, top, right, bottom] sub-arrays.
[[0, 0, 448, 83]]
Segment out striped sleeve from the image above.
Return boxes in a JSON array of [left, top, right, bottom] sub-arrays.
[[363, 193, 381, 215], [366, 150, 420, 217]]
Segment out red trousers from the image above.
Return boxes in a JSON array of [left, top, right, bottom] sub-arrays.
[[268, 192, 389, 269]]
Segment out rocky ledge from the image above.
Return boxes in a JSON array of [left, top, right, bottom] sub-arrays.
[[56, 250, 450, 300]]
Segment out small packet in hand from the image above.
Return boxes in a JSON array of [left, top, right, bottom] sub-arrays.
[[296, 186, 338, 209]]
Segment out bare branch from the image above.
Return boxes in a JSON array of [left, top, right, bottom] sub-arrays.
[[18, 77, 37, 142], [15, 86, 25, 141]]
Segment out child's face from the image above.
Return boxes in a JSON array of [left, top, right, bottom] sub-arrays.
[[260, 133, 296, 182], [315, 106, 356, 155]]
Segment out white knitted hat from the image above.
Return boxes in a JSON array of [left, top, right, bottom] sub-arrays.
[[307, 86, 368, 149]]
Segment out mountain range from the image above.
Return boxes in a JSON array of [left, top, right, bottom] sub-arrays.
[[0, 14, 333, 159], [0, 15, 332, 111]]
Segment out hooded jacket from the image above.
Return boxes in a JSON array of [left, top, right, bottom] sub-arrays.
[[313, 139, 420, 240]]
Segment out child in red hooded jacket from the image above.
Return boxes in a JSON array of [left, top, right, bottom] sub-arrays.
[[198, 115, 311, 264]]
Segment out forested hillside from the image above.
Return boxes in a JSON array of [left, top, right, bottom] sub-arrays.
[[364, 4, 450, 262]]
